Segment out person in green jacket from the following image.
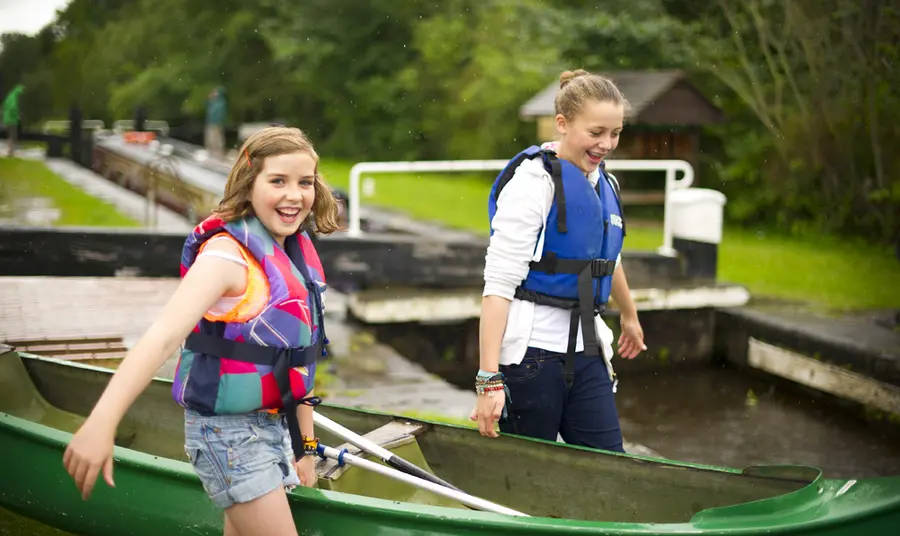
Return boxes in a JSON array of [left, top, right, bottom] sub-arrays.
[[205, 85, 227, 159], [2, 84, 25, 157]]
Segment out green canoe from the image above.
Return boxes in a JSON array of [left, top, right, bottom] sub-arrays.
[[1, 347, 898, 535]]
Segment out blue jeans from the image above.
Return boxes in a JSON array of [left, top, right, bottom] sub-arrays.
[[184, 409, 301, 509], [499, 347, 625, 453]]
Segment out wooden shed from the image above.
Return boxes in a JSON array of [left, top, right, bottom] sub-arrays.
[[519, 69, 724, 169]]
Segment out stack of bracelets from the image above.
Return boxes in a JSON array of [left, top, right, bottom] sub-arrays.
[[475, 370, 505, 397]]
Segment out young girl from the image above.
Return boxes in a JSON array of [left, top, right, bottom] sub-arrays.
[[471, 69, 647, 452], [63, 126, 340, 536]]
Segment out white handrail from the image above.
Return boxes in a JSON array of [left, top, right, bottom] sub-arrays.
[[42, 120, 106, 134], [346, 158, 694, 255]]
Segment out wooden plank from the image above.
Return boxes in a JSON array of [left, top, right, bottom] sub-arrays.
[[6, 335, 129, 361], [3, 336, 123, 346], [316, 420, 428, 480], [0, 277, 179, 343], [747, 337, 900, 414]]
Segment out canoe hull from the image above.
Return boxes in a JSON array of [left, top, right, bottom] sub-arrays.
[[2, 350, 900, 535], [5, 410, 900, 536]]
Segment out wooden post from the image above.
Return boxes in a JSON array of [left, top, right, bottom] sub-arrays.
[[68, 106, 83, 166], [134, 106, 147, 132]]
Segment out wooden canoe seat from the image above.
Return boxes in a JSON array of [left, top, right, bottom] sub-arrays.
[[4, 336, 127, 361], [315, 419, 427, 480]]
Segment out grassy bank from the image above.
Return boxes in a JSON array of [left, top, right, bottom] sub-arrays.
[[319, 158, 899, 310], [0, 158, 140, 227], [717, 229, 899, 310]]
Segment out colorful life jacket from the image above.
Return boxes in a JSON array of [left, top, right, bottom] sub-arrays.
[[488, 145, 625, 364], [172, 215, 327, 459]]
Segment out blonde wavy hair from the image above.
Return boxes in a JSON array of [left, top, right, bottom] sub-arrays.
[[214, 126, 341, 235]]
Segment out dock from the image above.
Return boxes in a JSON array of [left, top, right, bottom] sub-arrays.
[[10, 133, 898, 457]]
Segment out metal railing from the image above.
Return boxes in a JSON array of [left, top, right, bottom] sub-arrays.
[[346, 158, 694, 255], [111, 119, 171, 137], [42, 120, 106, 134]]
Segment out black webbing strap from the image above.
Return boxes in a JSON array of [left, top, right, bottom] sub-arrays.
[[565, 308, 580, 381], [513, 266, 604, 383], [528, 253, 616, 278], [514, 287, 577, 310], [272, 349, 303, 460], [184, 332, 319, 368], [546, 154, 568, 234], [558, 261, 603, 381], [576, 261, 602, 360], [184, 331, 322, 460]]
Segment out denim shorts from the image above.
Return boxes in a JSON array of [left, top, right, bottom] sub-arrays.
[[184, 409, 301, 509]]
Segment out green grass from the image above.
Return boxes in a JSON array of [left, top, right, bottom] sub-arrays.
[[0, 158, 140, 227], [319, 158, 900, 310], [319, 159, 497, 233], [717, 228, 899, 311]]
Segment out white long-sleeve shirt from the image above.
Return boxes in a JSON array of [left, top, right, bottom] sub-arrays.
[[483, 149, 619, 369]]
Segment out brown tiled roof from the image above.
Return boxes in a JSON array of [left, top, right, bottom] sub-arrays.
[[520, 69, 689, 119]]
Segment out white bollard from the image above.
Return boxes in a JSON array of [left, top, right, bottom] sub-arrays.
[[669, 188, 727, 280]]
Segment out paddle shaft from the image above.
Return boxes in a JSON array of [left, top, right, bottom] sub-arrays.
[[312, 412, 463, 492], [316, 444, 528, 517]]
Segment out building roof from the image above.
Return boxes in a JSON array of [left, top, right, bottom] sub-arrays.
[[519, 69, 720, 124]]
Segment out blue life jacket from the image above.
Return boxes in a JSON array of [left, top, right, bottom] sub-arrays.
[[488, 145, 626, 362]]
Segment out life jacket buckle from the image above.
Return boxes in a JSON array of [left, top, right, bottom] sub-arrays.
[[590, 259, 616, 278]]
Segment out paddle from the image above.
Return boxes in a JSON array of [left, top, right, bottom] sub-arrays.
[[313, 412, 464, 493], [316, 443, 529, 517]]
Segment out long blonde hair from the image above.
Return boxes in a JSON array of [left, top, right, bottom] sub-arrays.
[[214, 126, 341, 235]]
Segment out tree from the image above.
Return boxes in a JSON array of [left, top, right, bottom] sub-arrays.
[[690, 0, 899, 242]]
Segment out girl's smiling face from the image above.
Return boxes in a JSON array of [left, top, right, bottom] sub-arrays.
[[249, 151, 317, 246], [555, 99, 624, 174]]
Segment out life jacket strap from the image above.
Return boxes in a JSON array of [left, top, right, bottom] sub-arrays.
[[184, 331, 319, 368], [514, 258, 608, 382], [528, 252, 616, 278], [184, 331, 323, 461], [544, 153, 568, 234]]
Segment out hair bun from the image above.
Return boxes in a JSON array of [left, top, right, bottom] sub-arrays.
[[559, 69, 590, 88]]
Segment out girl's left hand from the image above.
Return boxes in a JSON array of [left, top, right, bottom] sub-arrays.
[[618, 314, 647, 359], [294, 455, 317, 488]]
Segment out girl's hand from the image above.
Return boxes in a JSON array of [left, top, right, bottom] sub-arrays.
[[294, 455, 317, 487], [618, 313, 647, 359], [62, 417, 117, 500], [469, 392, 505, 438]]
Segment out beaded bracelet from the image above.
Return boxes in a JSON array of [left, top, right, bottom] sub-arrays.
[[479, 385, 505, 397], [301, 436, 319, 457], [476, 382, 505, 396], [474, 371, 511, 420], [475, 370, 505, 396]]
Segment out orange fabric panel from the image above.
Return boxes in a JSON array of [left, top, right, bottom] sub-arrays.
[[199, 232, 270, 323]]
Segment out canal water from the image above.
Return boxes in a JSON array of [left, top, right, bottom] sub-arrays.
[[613, 365, 900, 479], [373, 321, 900, 480]]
